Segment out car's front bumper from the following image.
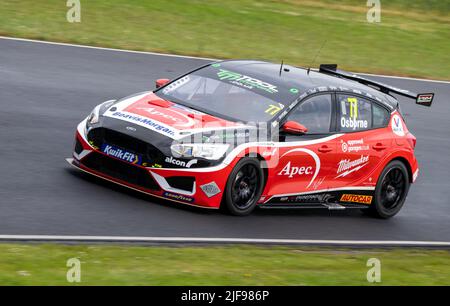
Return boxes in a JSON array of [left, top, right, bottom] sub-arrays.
[[69, 121, 235, 209]]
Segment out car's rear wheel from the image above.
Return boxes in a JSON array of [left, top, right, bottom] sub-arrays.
[[223, 157, 264, 216], [365, 160, 410, 219]]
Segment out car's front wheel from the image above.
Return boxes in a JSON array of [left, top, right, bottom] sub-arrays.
[[223, 157, 264, 216], [365, 160, 410, 219]]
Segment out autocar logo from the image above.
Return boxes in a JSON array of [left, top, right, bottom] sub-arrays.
[[340, 194, 373, 204]]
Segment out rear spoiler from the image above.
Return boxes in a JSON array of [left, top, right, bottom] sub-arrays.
[[319, 64, 434, 107]]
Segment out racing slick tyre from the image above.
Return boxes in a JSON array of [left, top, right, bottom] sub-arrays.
[[223, 157, 265, 216], [364, 160, 410, 219]]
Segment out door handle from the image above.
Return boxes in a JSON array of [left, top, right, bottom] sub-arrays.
[[373, 143, 387, 151], [318, 145, 333, 153]]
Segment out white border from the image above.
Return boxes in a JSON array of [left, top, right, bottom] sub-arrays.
[[1, 36, 449, 84]]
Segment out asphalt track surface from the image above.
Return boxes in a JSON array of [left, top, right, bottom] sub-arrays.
[[1, 37, 449, 243]]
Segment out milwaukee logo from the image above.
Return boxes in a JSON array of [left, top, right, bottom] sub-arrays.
[[336, 155, 369, 178]]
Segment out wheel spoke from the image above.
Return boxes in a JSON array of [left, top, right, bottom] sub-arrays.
[[380, 166, 406, 210], [231, 163, 260, 209]]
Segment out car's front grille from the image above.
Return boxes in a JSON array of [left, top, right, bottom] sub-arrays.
[[80, 152, 160, 191], [87, 128, 164, 165]]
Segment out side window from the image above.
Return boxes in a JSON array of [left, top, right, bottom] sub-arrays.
[[287, 94, 332, 134], [373, 103, 390, 128], [338, 95, 372, 132]]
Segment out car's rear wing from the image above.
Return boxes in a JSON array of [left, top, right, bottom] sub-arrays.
[[319, 64, 434, 107]]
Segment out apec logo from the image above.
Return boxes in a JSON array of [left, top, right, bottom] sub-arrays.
[[136, 107, 195, 128], [277, 148, 321, 189], [101, 143, 142, 165], [278, 162, 313, 178]]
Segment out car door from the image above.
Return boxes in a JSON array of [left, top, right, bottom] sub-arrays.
[[269, 93, 337, 196], [334, 94, 392, 187]]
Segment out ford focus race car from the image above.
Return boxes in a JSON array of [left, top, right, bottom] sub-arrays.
[[67, 61, 433, 218]]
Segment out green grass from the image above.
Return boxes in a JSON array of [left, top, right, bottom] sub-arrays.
[[0, 243, 449, 285], [0, 0, 449, 79]]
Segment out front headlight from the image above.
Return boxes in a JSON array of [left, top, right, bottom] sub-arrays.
[[85, 100, 116, 129], [171, 143, 230, 160], [87, 105, 101, 125]]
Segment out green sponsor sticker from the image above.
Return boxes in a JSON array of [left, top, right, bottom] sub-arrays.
[[216, 69, 278, 94], [290, 88, 299, 94]]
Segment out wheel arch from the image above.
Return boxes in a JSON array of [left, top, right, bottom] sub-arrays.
[[221, 153, 267, 215], [389, 156, 413, 183], [245, 153, 269, 188]]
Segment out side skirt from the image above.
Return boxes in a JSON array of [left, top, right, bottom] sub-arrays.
[[259, 203, 369, 210], [260, 189, 374, 210]]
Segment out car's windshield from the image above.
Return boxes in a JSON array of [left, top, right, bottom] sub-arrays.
[[155, 65, 293, 123]]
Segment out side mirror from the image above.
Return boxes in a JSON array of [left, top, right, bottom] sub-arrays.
[[281, 121, 308, 135], [155, 78, 170, 89]]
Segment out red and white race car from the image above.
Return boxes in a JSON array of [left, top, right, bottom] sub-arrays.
[[67, 61, 433, 218]]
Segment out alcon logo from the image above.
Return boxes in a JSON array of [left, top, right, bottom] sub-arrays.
[[165, 156, 198, 168]]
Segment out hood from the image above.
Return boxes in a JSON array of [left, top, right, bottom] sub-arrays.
[[103, 92, 244, 140], [89, 92, 268, 168]]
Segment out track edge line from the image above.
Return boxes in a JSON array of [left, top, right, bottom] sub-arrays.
[[0, 235, 449, 247], [1, 36, 449, 84]]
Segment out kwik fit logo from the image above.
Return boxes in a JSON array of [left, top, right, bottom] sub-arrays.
[[101, 143, 142, 165]]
